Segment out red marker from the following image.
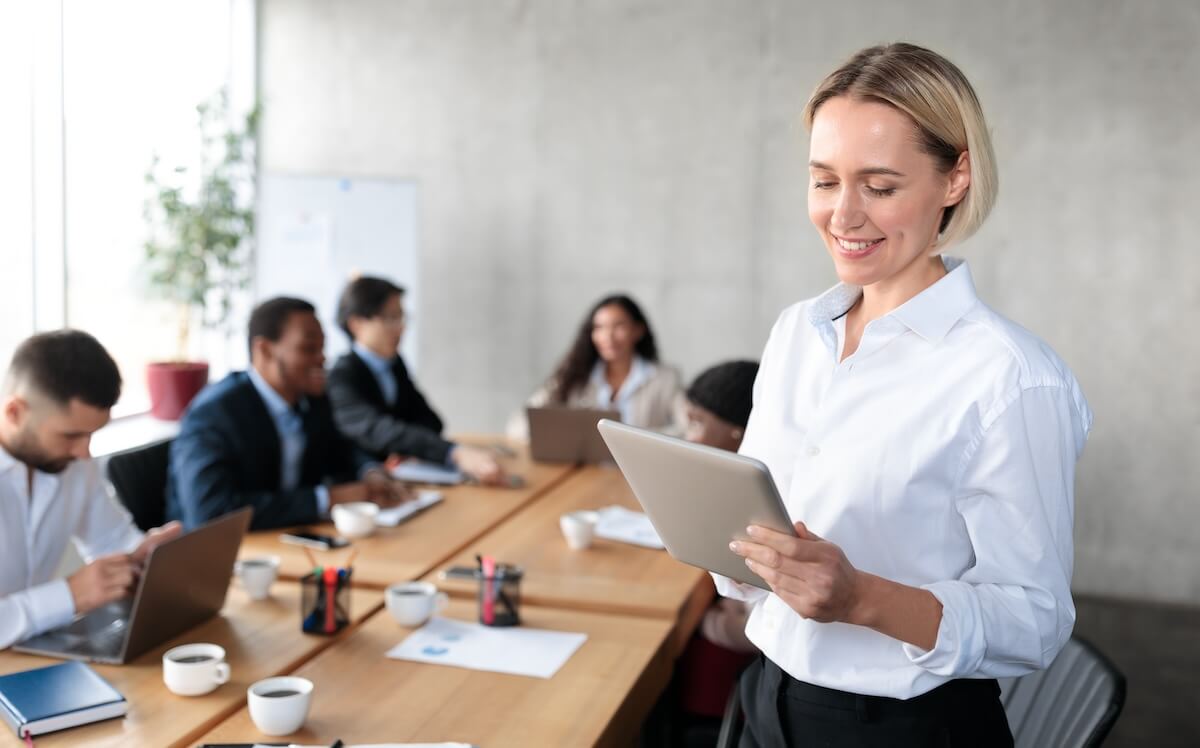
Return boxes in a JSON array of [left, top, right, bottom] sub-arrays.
[[481, 555, 496, 625], [323, 566, 338, 633]]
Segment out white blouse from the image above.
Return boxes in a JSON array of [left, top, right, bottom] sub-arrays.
[[714, 257, 1092, 699]]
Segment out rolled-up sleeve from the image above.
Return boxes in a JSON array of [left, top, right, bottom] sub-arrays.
[[0, 580, 76, 650], [904, 384, 1090, 678]]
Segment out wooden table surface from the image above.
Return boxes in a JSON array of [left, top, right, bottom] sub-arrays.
[[424, 464, 714, 655], [192, 597, 675, 748], [237, 443, 576, 589], [0, 583, 381, 748]]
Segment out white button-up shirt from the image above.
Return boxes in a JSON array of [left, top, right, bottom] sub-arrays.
[[714, 257, 1092, 699], [0, 445, 144, 649]]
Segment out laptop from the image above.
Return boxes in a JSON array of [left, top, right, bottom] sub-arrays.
[[597, 419, 796, 590], [15, 508, 252, 664], [527, 405, 620, 464]]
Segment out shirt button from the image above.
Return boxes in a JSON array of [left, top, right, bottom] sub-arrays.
[[806, 445, 821, 457]]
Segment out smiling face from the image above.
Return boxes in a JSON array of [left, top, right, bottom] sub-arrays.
[[254, 310, 328, 402], [590, 303, 644, 365], [807, 96, 970, 297]]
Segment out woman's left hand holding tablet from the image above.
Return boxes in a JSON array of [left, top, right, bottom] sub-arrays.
[[730, 522, 864, 624]]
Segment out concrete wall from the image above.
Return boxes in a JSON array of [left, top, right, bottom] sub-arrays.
[[258, 0, 1200, 604]]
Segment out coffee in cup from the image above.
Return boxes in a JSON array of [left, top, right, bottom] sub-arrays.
[[235, 556, 280, 600], [385, 581, 448, 626], [162, 643, 230, 696], [248, 676, 314, 735]]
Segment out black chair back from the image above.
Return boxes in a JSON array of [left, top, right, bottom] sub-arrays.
[[106, 439, 172, 531]]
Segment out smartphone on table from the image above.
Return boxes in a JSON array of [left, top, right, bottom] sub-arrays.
[[279, 530, 349, 551]]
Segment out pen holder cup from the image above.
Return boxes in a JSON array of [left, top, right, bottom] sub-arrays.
[[300, 571, 351, 635], [478, 563, 522, 627]]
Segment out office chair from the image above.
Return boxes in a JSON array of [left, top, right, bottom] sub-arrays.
[[715, 636, 1125, 748], [715, 684, 743, 748], [999, 635, 1126, 747], [106, 439, 173, 531]]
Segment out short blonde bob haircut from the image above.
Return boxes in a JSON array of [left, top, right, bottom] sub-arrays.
[[802, 43, 997, 251]]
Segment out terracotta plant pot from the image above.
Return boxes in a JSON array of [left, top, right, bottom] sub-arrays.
[[146, 362, 210, 420]]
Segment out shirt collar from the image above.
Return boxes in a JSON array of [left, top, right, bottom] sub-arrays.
[[353, 342, 395, 376], [807, 256, 978, 344], [589, 355, 654, 399], [248, 367, 303, 420], [0, 443, 21, 477]]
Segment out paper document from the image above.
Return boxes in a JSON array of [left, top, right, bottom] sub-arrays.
[[386, 617, 587, 679], [376, 490, 444, 527], [392, 461, 464, 485], [595, 505, 666, 549]]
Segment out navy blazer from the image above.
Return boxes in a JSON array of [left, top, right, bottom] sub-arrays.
[[165, 372, 370, 531], [327, 351, 453, 464]]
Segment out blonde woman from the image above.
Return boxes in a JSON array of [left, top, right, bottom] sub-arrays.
[[724, 44, 1091, 745]]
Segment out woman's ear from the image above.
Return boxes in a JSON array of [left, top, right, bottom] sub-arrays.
[[944, 150, 971, 208]]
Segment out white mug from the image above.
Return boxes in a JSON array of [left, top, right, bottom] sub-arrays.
[[559, 510, 599, 550], [331, 501, 379, 539], [385, 581, 448, 626], [235, 556, 280, 600], [248, 676, 314, 736], [162, 643, 230, 696]]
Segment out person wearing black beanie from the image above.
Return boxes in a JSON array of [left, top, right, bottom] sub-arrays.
[[683, 360, 759, 452]]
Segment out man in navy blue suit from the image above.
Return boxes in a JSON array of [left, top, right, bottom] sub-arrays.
[[166, 297, 410, 530]]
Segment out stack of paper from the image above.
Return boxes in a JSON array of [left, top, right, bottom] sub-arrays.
[[387, 617, 587, 679], [594, 505, 665, 549], [375, 490, 444, 527]]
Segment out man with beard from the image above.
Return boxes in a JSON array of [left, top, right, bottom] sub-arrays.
[[0, 331, 181, 650], [166, 297, 411, 531]]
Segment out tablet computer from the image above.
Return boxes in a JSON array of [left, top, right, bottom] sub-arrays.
[[597, 419, 796, 590]]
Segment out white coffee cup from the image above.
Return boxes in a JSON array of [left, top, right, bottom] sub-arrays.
[[162, 643, 230, 696], [331, 501, 380, 538], [235, 556, 280, 600], [248, 676, 314, 736], [385, 581, 449, 626], [559, 510, 599, 550]]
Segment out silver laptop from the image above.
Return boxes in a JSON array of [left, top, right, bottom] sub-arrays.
[[15, 508, 252, 664], [527, 405, 620, 464], [597, 419, 796, 590]]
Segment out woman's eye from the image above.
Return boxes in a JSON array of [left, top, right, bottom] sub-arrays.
[[865, 185, 896, 197], [812, 181, 836, 190]]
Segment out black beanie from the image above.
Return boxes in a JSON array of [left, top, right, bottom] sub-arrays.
[[685, 360, 759, 429]]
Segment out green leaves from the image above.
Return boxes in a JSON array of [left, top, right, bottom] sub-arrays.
[[143, 87, 259, 356]]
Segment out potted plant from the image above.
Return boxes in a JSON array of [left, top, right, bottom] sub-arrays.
[[142, 89, 258, 419]]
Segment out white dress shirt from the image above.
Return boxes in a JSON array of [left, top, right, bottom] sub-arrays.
[[714, 257, 1092, 699], [0, 445, 144, 649]]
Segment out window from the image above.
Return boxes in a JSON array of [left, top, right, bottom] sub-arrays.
[[1, 0, 255, 416]]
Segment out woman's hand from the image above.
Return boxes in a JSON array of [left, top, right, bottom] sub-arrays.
[[731, 521, 944, 650], [730, 521, 863, 624]]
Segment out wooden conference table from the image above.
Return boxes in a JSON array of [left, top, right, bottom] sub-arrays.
[[0, 584, 380, 748], [195, 598, 675, 748], [236, 443, 575, 589], [2, 439, 722, 746], [428, 464, 715, 655]]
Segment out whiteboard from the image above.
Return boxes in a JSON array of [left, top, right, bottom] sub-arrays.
[[256, 174, 420, 369]]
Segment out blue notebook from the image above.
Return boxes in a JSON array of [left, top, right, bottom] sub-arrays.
[[0, 661, 127, 738]]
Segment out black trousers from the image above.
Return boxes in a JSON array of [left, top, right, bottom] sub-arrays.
[[738, 655, 1014, 748]]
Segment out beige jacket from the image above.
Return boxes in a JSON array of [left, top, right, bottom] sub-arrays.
[[507, 358, 688, 441]]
